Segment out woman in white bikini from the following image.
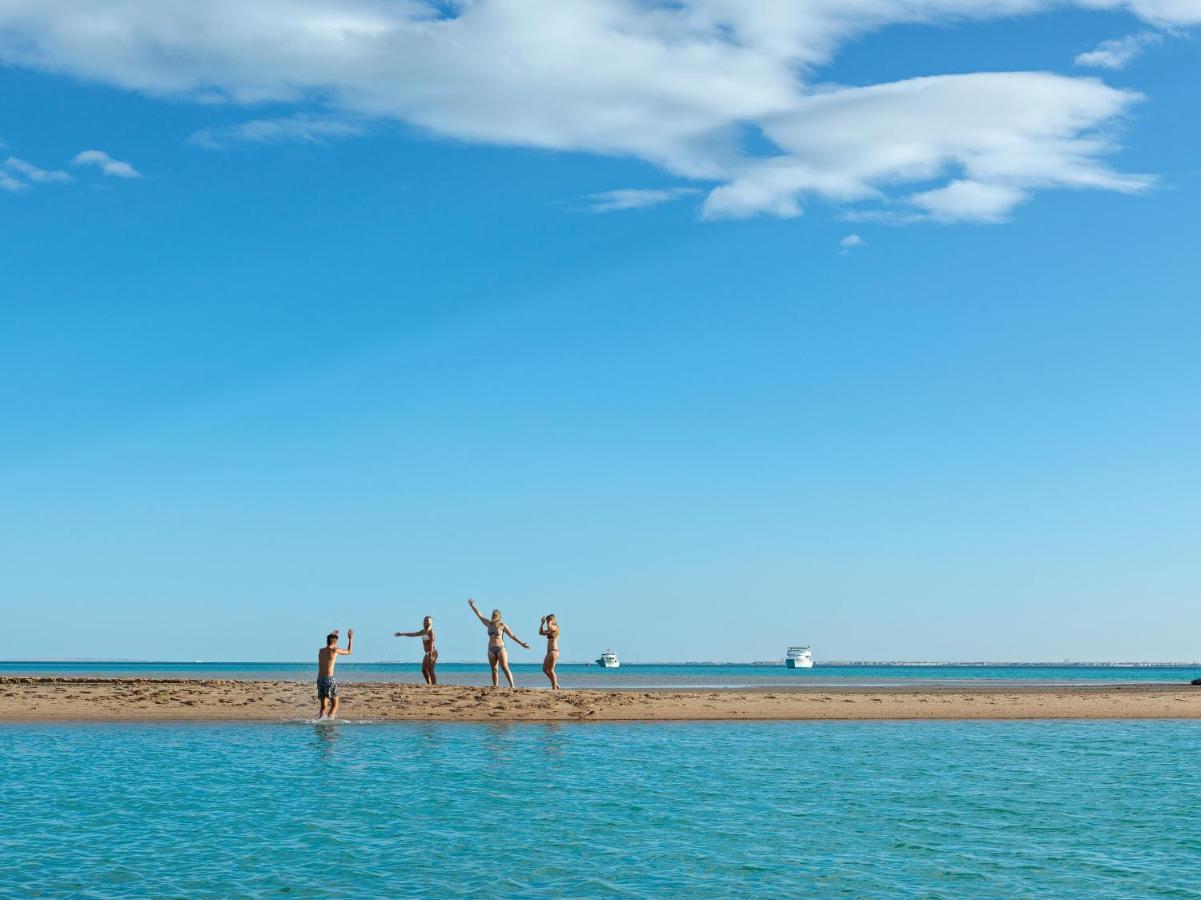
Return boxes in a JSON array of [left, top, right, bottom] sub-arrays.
[[539, 614, 560, 690], [394, 615, 438, 685], [467, 597, 529, 688]]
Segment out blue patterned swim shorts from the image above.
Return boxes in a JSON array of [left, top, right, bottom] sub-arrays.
[[316, 675, 338, 700]]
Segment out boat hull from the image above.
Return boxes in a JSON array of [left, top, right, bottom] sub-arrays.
[[785, 658, 813, 669]]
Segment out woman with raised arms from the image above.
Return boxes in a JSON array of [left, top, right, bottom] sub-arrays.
[[395, 615, 438, 685], [539, 614, 560, 690], [467, 597, 529, 688]]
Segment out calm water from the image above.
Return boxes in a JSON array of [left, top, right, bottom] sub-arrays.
[[3, 720, 1199, 896], [4, 660, 1200, 688]]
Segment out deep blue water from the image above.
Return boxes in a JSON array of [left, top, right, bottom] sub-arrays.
[[3, 721, 1200, 896], [4, 660, 1200, 688]]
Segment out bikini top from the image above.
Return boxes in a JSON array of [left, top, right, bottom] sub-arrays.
[[488, 623, 501, 637]]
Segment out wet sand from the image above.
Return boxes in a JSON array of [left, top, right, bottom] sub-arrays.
[[2, 677, 1200, 721]]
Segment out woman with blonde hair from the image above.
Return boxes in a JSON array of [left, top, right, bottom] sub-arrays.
[[394, 615, 437, 685], [539, 614, 560, 689], [467, 597, 529, 687]]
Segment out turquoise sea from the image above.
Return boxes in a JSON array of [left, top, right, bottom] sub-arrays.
[[3, 720, 1200, 896], [4, 660, 1199, 688]]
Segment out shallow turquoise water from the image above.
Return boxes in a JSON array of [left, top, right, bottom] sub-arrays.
[[5, 660, 1200, 688], [4, 721, 1200, 896]]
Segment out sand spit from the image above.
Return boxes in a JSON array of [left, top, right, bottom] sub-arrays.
[[2, 677, 1200, 722]]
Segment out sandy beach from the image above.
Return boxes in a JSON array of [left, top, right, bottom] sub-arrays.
[[2, 677, 1199, 722]]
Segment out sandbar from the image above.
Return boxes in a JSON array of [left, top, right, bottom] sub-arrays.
[[2, 677, 1200, 722]]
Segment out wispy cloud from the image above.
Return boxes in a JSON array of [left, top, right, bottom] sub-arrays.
[[1075, 32, 1163, 69], [189, 114, 365, 149], [587, 187, 700, 213], [2, 155, 73, 192], [0, 171, 25, 193], [704, 73, 1151, 224], [0, 1, 1192, 223], [5, 156, 73, 184], [73, 149, 140, 178]]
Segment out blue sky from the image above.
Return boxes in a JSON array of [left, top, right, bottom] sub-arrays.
[[2, 1, 1199, 663]]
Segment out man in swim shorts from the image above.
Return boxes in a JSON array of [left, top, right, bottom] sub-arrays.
[[317, 628, 353, 719]]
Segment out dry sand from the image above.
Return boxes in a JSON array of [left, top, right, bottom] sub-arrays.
[[2, 677, 1200, 722]]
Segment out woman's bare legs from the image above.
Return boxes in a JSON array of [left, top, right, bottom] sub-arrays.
[[498, 648, 516, 688], [489, 652, 500, 687], [422, 651, 438, 685], [542, 651, 559, 689]]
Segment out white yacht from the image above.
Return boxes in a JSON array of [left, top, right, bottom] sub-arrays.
[[785, 646, 814, 669], [596, 650, 621, 668]]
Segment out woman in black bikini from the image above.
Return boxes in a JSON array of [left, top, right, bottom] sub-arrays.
[[467, 597, 529, 688], [394, 616, 438, 685], [539, 614, 560, 690]]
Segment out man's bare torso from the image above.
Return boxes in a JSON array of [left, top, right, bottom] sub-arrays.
[[318, 646, 338, 676]]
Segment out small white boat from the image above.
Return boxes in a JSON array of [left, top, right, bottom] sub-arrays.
[[785, 646, 814, 669], [596, 650, 621, 668]]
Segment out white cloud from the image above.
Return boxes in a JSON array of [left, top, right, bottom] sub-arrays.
[[1, 155, 73, 193], [4, 156, 73, 185], [0, 1, 1191, 222], [703, 73, 1150, 222], [190, 114, 365, 149], [1081, 0, 1201, 26], [1075, 31, 1163, 68], [839, 233, 864, 254], [911, 180, 1029, 222], [587, 187, 700, 212], [72, 149, 140, 178], [0, 147, 142, 195]]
